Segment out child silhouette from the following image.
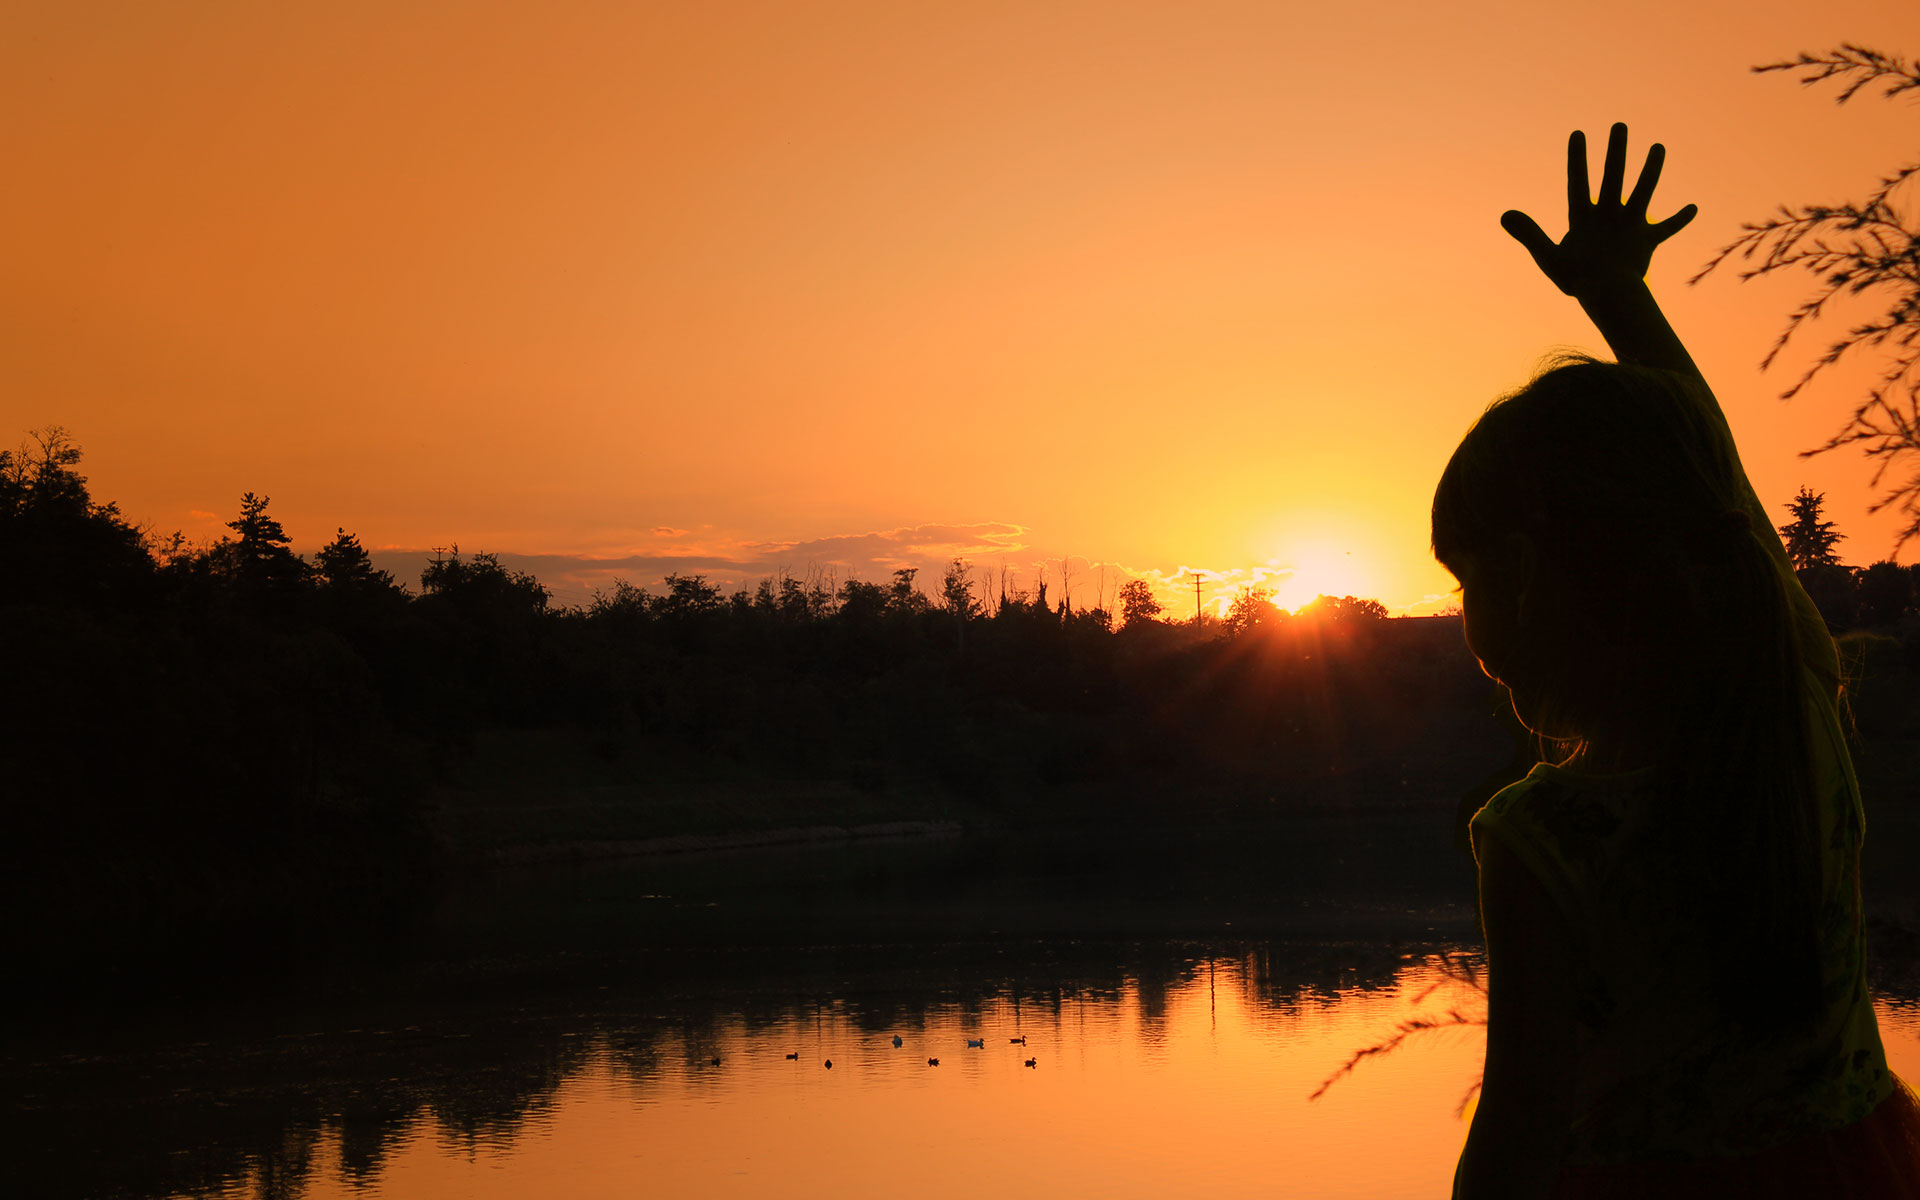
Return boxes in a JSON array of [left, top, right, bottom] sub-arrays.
[[1441, 125, 1920, 1197]]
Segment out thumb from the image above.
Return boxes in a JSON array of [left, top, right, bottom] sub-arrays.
[[1500, 209, 1557, 265], [1650, 203, 1698, 245]]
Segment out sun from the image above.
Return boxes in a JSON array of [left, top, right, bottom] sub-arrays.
[[1270, 541, 1373, 613]]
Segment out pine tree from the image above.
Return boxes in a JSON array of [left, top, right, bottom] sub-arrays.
[[1776, 486, 1846, 569], [315, 527, 396, 592], [218, 491, 310, 596]]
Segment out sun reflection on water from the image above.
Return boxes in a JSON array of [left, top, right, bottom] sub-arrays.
[[284, 953, 1491, 1200], [52, 954, 1920, 1200]]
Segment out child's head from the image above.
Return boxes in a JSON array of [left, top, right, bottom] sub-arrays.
[[1432, 356, 1790, 756], [1439, 356, 1828, 1026]]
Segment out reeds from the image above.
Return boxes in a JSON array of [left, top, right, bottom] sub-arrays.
[[1309, 953, 1487, 1116]]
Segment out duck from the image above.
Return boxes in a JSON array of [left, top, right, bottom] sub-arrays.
[[1010, 1036, 1026, 1045], [966, 1038, 984, 1049], [824, 1059, 833, 1069], [892, 1034, 903, 1048], [709, 1056, 721, 1067], [927, 1057, 940, 1066], [785, 1052, 799, 1060], [1024, 1057, 1037, 1068]]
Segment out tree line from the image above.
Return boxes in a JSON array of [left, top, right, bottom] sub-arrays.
[[1775, 485, 1920, 629], [2, 429, 1494, 971], [16, 427, 1917, 977]]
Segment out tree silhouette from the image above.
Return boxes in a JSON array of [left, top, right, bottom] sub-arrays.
[[938, 559, 979, 617], [420, 546, 549, 619], [589, 578, 649, 623], [1800, 563, 1860, 631], [209, 491, 310, 602], [3, 425, 86, 507], [888, 567, 930, 614], [1694, 44, 1920, 549], [1224, 585, 1281, 637], [1117, 579, 1162, 627], [836, 577, 890, 623], [939, 558, 979, 652], [0, 426, 151, 608], [654, 572, 720, 618], [1300, 594, 1390, 623], [751, 572, 820, 623], [313, 528, 406, 632], [316, 528, 399, 594], [1777, 486, 1847, 569], [1856, 559, 1913, 625]]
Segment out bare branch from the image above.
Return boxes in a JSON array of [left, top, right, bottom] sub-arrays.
[[1310, 953, 1487, 1104], [1754, 43, 1920, 103], [1307, 1008, 1485, 1102], [1695, 45, 1920, 551]]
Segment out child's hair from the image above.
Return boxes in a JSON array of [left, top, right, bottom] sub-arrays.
[[1432, 355, 1823, 1030]]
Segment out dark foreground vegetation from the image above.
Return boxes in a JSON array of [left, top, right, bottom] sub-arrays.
[[8, 428, 1920, 990]]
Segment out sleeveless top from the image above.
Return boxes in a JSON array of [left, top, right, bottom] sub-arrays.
[[1469, 675, 1893, 1163]]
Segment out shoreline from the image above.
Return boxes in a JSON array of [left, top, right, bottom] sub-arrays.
[[468, 817, 969, 865]]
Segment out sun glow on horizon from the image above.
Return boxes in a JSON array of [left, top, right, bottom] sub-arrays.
[[1269, 539, 1377, 614], [8, 1, 1917, 617]]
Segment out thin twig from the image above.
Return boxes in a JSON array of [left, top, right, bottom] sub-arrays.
[[1307, 1008, 1486, 1102], [1693, 44, 1920, 551], [1753, 44, 1920, 104]]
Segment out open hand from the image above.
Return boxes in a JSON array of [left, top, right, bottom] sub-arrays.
[[1501, 123, 1697, 299]]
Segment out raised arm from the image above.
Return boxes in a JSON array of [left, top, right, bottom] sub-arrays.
[[1498, 125, 1752, 500], [1501, 124, 1837, 687], [1500, 125, 1700, 378]]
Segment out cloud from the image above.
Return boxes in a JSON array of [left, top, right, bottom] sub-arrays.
[[748, 522, 1031, 569], [365, 520, 1039, 610], [1400, 592, 1462, 618]]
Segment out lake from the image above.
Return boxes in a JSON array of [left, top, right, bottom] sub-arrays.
[[10, 826, 1920, 1199], [13, 940, 1920, 1200]]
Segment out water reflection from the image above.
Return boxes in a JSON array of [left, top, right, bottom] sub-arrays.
[[14, 942, 1920, 1200]]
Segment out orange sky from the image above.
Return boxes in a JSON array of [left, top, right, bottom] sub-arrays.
[[5, 0, 1918, 612]]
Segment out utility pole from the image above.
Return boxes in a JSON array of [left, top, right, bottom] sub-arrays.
[[1189, 571, 1204, 623]]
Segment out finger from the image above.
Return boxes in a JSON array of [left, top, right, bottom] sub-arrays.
[[1650, 203, 1698, 244], [1501, 209, 1558, 264], [1625, 142, 1665, 216], [1598, 122, 1628, 207], [1567, 129, 1590, 215]]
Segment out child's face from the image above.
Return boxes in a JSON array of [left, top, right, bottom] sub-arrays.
[[1453, 548, 1571, 739], [1450, 552, 1524, 689]]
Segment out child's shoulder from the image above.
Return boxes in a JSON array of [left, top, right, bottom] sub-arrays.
[[1476, 762, 1652, 828], [1471, 763, 1654, 886]]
